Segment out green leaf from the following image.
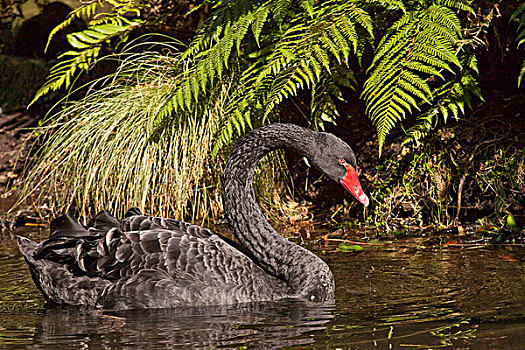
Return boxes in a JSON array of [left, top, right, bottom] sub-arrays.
[[252, 5, 270, 46], [66, 33, 91, 49], [506, 213, 520, 232], [94, 23, 127, 35], [337, 243, 364, 252]]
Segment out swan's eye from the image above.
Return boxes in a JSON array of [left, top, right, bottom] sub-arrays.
[[338, 158, 346, 165]]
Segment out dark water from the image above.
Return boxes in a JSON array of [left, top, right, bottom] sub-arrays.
[[1, 230, 524, 349]]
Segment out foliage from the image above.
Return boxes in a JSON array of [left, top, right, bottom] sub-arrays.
[[22, 0, 524, 222], [336, 242, 363, 252], [153, 0, 479, 156], [363, 2, 479, 153], [366, 114, 524, 227], [368, 145, 453, 226], [162, 0, 376, 154], [22, 42, 218, 219], [33, 0, 478, 152], [402, 53, 483, 146], [29, 0, 146, 106]]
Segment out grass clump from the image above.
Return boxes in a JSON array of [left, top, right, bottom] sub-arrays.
[[18, 39, 295, 223], [19, 42, 220, 221]]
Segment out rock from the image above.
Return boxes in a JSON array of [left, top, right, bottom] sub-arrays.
[[12, 2, 84, 59], [0, 175, 8, 185]]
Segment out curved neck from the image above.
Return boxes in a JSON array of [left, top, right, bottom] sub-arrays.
[[222, 124, 334, 300]]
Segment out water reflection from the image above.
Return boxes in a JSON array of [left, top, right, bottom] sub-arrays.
[[1, 234, 524, 349], [29, 302, 333, 349], [323, 244, 525, 349]]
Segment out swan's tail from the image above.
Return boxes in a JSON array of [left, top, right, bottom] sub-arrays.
[[17, 235, 38, 264], [16, 211, 144, 306], [17, 230, 111, 307], [16, 235, 53, 302]]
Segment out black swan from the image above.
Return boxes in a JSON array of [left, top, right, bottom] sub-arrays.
[[17, 124, 369, 309]]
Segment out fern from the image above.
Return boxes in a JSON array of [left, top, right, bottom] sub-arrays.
[[311, 67, 355, 131], [32, 47, 101, 103], [403, 53, 483, 145], [511, 2, 525, 87], [45, 1, 104, 51], [34, 0, 481, 159], [169, 0, 475, 155], [249, 3, 372, 112], [172, 1, 273, 111], [46, 0, 142, 49], [30, 0, 145, 105], [362, 3, 471, 154], [157, 0, 376, 153]]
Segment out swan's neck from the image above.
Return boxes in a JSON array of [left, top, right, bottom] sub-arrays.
[[222, 124, 334, 301]]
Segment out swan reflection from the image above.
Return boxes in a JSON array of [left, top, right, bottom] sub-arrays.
[[31, 301, 334, 349]]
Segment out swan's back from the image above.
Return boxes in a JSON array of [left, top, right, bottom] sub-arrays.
[[17, 209, 291, 309]]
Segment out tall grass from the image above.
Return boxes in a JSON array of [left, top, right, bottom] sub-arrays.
[[19, 40, 294, 223], [20, 42, 218, 221]]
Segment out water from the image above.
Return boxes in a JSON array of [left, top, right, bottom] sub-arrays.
[[1, 230, 524, 349]]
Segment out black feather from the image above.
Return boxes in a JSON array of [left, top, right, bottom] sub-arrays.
[[49, 213, 88, 238], [90, 210, 120, 231], [124, 207, 142, 218]]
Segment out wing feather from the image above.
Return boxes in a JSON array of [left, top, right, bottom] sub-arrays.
[[23, 209, 290, 308]]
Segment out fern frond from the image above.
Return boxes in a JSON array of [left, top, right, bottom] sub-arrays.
[[433, 0, 474, 14], [425, 5, 462, 36], [46, 1, 104, 51], [250, 2, 370, 115], [31, 21, 139, 106], [169, 2, 274, 113], [363, 4, 467, 154], [368, 0, 407, 13], [252, 4, 271, 45], [334, 15, 359, 55], [371, 12, 415, 66], [30, 47, 100, 105], [271, 0, 294, 24], [518, 60, 525, 86], [234, 11, 253, 53], [403, 53, 482, 145], [344, 4, 374, 39], [33, 1, 145, 105], [310, 69, 354, 131], [264, 63, 313, 116], [211, 83, 254, 157]]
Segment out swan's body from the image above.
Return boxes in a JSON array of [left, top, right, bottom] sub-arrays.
[[17, 124, 368, 309]]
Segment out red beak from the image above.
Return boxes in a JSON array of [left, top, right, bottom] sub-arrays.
[[340, 163, 369, 207]]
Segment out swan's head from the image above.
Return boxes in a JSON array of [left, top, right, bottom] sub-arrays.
[[309, 132, 369, 207]]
